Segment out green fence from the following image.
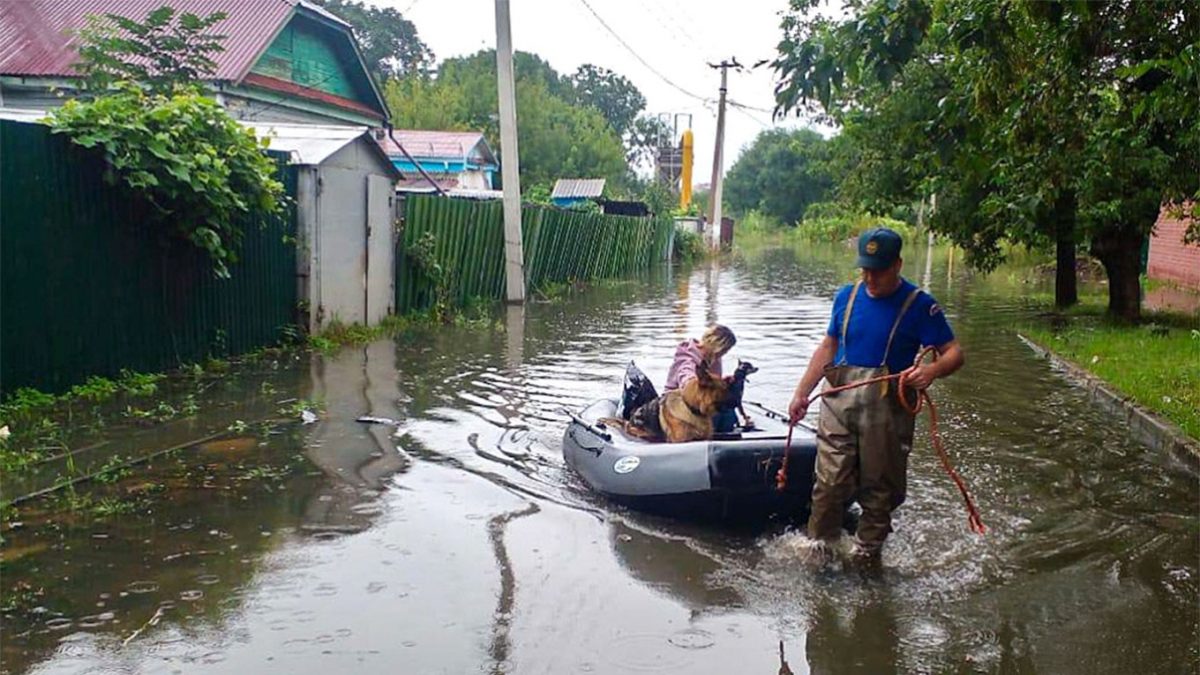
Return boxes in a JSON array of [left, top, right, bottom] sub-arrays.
[[396, 195, 674, 313], [0, 120, 298, 395]]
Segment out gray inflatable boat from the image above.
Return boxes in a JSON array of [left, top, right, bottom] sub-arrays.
[[562, 399, 819, 522]]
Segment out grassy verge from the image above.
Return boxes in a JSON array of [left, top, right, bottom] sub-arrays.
[[1022, 301, 1200, 440]]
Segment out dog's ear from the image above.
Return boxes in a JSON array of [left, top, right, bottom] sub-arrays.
[[696, 360, 714, 384]]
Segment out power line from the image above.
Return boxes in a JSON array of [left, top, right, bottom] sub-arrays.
[[575, 0, 711, 104], [728, 98, 777, 116]]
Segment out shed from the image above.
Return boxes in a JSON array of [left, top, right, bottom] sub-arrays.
[[247, 122, 400, 330], [551, 178, 606, 208]]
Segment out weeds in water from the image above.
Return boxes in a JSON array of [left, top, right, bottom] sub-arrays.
[[123, 401, 179, 424], [94, 455, 133, 484], [0, 581, 45, 613]]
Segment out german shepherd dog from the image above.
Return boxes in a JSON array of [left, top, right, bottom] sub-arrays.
[[604, 361, 732, 443]]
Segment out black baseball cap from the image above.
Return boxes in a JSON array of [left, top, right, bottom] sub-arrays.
[[856, 227, 903, 270]]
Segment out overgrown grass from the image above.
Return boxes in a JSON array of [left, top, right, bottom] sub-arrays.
[[308, 304, 501, 352], [1023, 303, 1200, 439], [733, 206, 915, 247]]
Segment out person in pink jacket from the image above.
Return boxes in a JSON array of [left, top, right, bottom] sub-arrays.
[[665, 324, 738, 432]]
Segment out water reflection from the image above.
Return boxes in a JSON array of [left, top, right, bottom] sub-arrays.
[[2, 245, 1196, 675]]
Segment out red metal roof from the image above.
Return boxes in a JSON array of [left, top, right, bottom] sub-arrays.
[[378, 130, 496, 165], [0, 0, 295, 82]]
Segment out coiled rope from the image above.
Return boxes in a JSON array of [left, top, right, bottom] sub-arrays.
[[776, 346, 986, 534]]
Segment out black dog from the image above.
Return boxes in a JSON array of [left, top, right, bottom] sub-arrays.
[[722, 359, 758, 430]]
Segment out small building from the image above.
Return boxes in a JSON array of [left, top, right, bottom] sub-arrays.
[[245, 122, 400, 330], [0, 0, 389, 127], [551, 178, 606, 208], [375, 129, 499, 195], [1147, 204, 1200, 289]]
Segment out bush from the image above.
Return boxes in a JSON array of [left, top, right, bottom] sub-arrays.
[[796, 212, 914, 243], [47, 85, 285, 278], [673, 227, 706, 263]]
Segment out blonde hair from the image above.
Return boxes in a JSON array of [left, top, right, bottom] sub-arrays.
[[700, 324, 736, 357]]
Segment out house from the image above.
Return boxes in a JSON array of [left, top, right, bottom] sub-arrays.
[[244, 122, 401, 329], [375, 129, 499, 195], [0, 0, 388, 126], [551, 178, 606, 208], [1147, 204, 1200, 289]]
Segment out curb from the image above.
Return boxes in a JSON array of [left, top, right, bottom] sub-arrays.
[[1017, 333, 1200, 468]]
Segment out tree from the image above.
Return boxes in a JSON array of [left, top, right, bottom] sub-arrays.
[[569, 64, 646, 137], [773, 0, 1199, 320], [391, 50, 632, 193], [74, 5, 227, 94], [315, 0, 433, 81], [724, 128, 838, 224], [625, 115, 671, 173], [383, 75, 467, 131]]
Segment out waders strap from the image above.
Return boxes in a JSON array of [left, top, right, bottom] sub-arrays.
[[881, 287, 923, 367], [838, 280, 864, 365]]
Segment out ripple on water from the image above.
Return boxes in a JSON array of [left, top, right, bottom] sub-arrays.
[[126, 580, 159, 595], [602, 634, 695, 671]]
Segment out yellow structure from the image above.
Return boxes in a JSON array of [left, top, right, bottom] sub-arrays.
[[680, 129, 694, 211]]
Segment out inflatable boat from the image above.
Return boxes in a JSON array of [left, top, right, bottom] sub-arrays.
[[562, 399, 819, 522]]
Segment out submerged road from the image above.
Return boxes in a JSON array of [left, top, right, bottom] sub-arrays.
[[2, 244, 1196, 674]]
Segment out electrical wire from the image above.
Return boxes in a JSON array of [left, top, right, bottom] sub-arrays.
[[576, 0, 712, 104]]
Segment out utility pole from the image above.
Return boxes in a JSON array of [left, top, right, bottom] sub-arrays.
[[707, 58, 738, 251], [495, 0, 525, 303]]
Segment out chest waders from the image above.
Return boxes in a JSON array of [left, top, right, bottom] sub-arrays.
[[808, 280, 923, 550]]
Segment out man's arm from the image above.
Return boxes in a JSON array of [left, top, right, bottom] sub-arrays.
[[788, 334, 838, 422], [902, 339, 964, 390]]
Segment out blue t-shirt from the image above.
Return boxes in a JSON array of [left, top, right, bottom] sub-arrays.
[[826, 278, 955, 373]]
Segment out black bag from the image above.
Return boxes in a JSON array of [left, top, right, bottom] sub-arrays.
[[619, 361, 658, 420]]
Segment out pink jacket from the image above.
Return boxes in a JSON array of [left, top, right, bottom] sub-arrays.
[[664, 339, 723, 391]]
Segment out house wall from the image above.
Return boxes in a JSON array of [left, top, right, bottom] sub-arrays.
[[1147, 206, 1200, 288]]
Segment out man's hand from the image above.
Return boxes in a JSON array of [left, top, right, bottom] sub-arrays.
[[901, 363, 936, 390], [788, 394, 811, 424]]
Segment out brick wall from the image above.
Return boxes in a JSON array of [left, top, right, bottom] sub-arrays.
[[1147, 205, 1200, 288]]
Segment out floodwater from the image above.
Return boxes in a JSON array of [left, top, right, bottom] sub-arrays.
[[2, 242, 1197, 674]]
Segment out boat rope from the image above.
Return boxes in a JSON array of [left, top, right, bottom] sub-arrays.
[[776, 346, 986, 535]]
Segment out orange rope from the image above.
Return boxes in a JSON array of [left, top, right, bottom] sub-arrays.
[[775, 347, 986, 535]]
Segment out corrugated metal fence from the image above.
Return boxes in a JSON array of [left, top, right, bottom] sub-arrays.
[[396, 195, 673, 313], [0, 119, 297, 395]]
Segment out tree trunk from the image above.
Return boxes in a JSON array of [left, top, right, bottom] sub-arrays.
[[1054, 190, 1078, 308], [1090, 226, 1144, 322]]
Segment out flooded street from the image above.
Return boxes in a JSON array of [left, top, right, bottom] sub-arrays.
[[2, 243, 1197, 674]]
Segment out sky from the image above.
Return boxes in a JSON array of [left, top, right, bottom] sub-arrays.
[[372, 0, 829, 185]]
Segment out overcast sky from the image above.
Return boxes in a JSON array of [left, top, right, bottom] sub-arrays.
[[371, 0, 829, 185]]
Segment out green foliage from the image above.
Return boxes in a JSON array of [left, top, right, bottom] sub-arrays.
[[73, 4, 227, 94], [673, 228, 707, 263], [570, 64, 645, 137], [406, 230, 455, 321], [772, 0, 1199, 319], [641, 180, 674, 216], [315, 0, 433, 81], [797, 213, 913, 244], [724, 128, 840, 224], [48, 86, 286, 278], [383, 50, 639, 193]]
